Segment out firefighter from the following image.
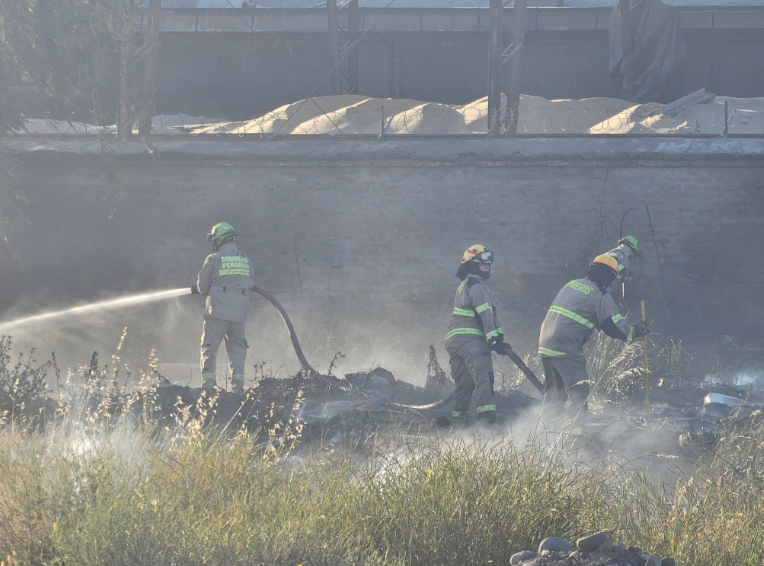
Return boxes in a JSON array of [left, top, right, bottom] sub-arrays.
[[604, 235, 643, 304], [445, 245, 505, 425], [192, 222, 255, 393], [538, 254, 649, 414], [606, 235, 642, 281]]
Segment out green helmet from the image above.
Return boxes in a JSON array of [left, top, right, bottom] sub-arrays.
[[207, 222, 236, 242], [618, 235, 642, 257]]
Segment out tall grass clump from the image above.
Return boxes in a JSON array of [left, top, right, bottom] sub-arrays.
[[1, 416, 764, 566]]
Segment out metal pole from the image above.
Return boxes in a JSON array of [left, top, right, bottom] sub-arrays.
[[347, 0, 360, 95], [380, 105, 385, 141], [139, 0, 162, 138], [723, 100, 729, 138], [327, 0, 343, 95], [487, 0, 503, 135], [505, 0, 526, 134], [641, 300, 650, 430], [619, 0, 633, 59]]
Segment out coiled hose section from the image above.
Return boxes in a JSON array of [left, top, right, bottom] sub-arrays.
[[253, 285, 454, 411]]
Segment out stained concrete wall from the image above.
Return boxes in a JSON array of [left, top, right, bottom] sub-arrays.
[[2, 140, 763, 384]]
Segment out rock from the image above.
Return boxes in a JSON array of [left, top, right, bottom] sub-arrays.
[[577, 531, 609, 552], [569, 551, 581, 560], [538, 537, 574, 554], [628, 546, 643, 555], [614, 544, 627, 556], [644, 556, 662, 566], [606, 559, 619, 565], [660, 558, 674, 566], [510, 551, 537, 565]]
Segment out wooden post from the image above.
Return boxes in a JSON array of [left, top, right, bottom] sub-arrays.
[[641, 300, 650, 430], [327, 0, 343, 95]]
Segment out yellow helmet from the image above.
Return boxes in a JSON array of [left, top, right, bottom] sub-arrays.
[[462, 244, 493, 264], [591, 254, 619, 275]]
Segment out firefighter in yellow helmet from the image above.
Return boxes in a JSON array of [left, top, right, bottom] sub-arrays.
[[538, 254, 649, 413], [445, 245, 505, 425], [192, 222, 255, 393]]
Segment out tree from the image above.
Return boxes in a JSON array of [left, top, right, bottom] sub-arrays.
[[0, 0, 143, 129]]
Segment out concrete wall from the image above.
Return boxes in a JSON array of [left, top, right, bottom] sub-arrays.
[[2, 144, 763, 384]]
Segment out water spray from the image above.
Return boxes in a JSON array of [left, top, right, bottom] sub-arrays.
[[0, 285, 319, 378], [0, 288, 191, 332]]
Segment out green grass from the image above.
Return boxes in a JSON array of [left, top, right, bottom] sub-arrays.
[[1, 418, 763, 566]]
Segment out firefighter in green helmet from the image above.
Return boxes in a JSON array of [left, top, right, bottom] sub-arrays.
[[607, 235, 643, 280], [192, 222, 255, 393], [604, 235, 643, 303]]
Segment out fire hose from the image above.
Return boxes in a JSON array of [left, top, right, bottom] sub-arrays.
[[200, 286, 543, 406], [251, 285, 319, 377], [387, 343, 544, 411]]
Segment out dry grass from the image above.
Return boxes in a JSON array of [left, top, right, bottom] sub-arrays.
[[0, 416, 762, 566], [1, 342, 763, 566]]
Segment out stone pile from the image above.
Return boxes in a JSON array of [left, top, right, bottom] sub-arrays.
[[510, 532, 674, 566]]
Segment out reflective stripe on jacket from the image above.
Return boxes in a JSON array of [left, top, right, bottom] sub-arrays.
[[445, 275, 503, 347], [538, 278, 630, 357], [196, 242, 255, 323]]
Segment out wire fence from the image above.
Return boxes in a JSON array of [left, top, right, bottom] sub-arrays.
[[11, 98, 764, 138]]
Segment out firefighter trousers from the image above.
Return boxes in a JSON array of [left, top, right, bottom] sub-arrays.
[[200, 314, 248, 385], [446, 338, 495, 418], [541, 354, 589, 412]]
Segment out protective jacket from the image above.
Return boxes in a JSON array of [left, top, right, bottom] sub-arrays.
[[445, 275, 504, 348], [606, 243, 634, 278], [196, 242, 255, 323], [538, 278, 633, 358]]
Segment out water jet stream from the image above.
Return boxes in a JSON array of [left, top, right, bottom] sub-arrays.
[[0, 288, 191, 332]]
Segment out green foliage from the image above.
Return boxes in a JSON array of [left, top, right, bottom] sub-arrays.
[[0, 337, 51, 431]]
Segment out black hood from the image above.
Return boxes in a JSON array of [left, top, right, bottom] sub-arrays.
[[587, 263, 616, 290], [457, 262, 490, 281]]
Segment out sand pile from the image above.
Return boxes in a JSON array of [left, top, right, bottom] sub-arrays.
[[184, 94, 764, 135], [13, 94, 764, 136]]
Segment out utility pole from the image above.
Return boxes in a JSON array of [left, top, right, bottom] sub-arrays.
[[327, 0, 343, 95], [487, 0, 503, 136]]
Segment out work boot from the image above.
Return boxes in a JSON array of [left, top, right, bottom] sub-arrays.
[[231, 380, 244, 395], [451, 410, 470, 429], [476, 410, 497, 425], [201, 377, 217, 392]]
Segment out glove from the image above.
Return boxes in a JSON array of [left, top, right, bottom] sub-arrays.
[[488, 334, 504, 353], [632, 321, 650, 339], [190, 285, 200, 295]]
